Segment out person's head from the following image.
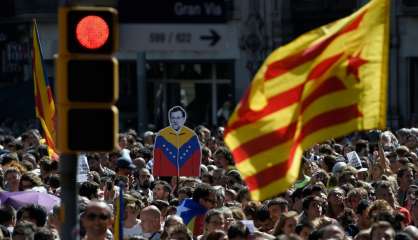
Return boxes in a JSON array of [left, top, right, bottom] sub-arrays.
[[192, 183, 217, 210], [34, 227, 56, 240], [213, 147, 233, 170], [302, 196, 325, 220], [12, 220, 36, 240], [163, 214, 184, 232], [138, 168, 152, 189], [153, 180, 172, 201], [356, 139, 370, 157], [124, 194, 142, 221], [0, 205, 16, 227], [169, 106, 187, 131], [17, 204, 47, 227], [206, 230, 228, 240], [79, 181, 99, 200], [254, 205, 274, 232], [374, 180, 397, 207], [295, 222, 314, 240], [273, 211, 298, 236], [18, 172, 43, 191], [397, 166, 414, 190], [346, 187, 368, 210], [317, 224, 346, 240], [140, 206, 162, 233], [328, 187, 345, 208], [166, 224, 192, 240], [228, 221, 250, 240], [116, 156, 136, 177], [204, 209, 226, 235], [370, 221, 395, 240], [367, 199, 395, 225], [81, 201, 113, 238], [4, 167, 21, 192], [267, 198, 289, 223], [87, 153, 102, 172]]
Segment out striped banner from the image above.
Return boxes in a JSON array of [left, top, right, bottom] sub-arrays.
[[225, 0, 389, 201], [33, 20, 58, 159]]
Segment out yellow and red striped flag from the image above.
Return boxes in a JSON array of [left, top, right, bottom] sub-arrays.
[[224, 0, 389, 201], [33, 20, 58, 159]]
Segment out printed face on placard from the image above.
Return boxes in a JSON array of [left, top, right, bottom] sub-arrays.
[[168, 106, 187, 132]]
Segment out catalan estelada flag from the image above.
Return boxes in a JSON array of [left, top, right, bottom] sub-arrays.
[[177, 198, 207, 236], [224, 0, 389, 201], [114, 185, 124, 240], [153, 126, 201, 176], [32, 20, 58, 159]]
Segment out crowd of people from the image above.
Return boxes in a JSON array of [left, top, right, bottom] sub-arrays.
[[0, 122, 418, 240]]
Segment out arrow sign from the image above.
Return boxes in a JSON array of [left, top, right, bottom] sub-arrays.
[[200, 29, 220, 46]]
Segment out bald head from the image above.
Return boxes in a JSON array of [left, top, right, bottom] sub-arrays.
[[85, 201, 112, 216], [140, 206, 162, 233], [141, 205, 161, 217]]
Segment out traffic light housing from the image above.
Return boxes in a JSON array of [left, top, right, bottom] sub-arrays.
[[56, 6, 119, 153]]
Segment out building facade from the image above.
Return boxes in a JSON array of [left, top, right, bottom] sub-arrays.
[[0, 0, 416, 134]]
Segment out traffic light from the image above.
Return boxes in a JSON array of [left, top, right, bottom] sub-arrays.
[[56, 6, 119, 153]]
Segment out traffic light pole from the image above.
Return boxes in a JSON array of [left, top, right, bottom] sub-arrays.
[[59, 153, 79, 240]]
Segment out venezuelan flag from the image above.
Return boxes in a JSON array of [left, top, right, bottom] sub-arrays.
[[154, 126, 201, 176]]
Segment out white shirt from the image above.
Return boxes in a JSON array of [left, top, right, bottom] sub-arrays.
[[123, 219, 143, 238]]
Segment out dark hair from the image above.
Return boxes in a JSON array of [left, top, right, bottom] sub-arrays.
[[19, 172, 44, 191], [228, 221, 250, 239], [154, 180, 173, 194], [34, 227, 55, 240], [267, 197, 289, 211], [255, 205, 271, 222], [214, 147, 234, 165], [169, 106, 186, 118], [192, 183, 215, 202], [12, 220, 36, 239], [355, 139, 369, 153], [17, 204, 48, 227], [0, 205, 16, 226], [79, 181, 99, 200], [302, 196, 324, 212], [371, 221, 395, 239], [206, 230, 227, 240], [295, 222, 314, 234]]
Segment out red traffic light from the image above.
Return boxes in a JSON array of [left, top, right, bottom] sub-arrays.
[[76, 15, 109, 49], [59, 6, 118, 54]]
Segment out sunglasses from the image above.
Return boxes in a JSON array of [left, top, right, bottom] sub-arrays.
[[85, 212, 110, 221]]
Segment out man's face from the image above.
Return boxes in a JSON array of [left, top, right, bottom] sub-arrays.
[[170, 111, 185, 131], [372, 226, 395, 240], [140, 212, 160, 233], [139, 170, 152, 188], [375, 187, 394, 206], [400, 170, 414, 188], [199, 192, 217, 210], [82, 206, 112, 237], [268, 204, 283, 222], [153, 184, 168, 200], [308, 200, 322, 218]]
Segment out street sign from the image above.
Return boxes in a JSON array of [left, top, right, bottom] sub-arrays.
[[118, 0, 228, 23], [120, 24, 237, 52]]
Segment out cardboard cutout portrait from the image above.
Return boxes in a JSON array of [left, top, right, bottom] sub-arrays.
[[153, 106, 202, 176]]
